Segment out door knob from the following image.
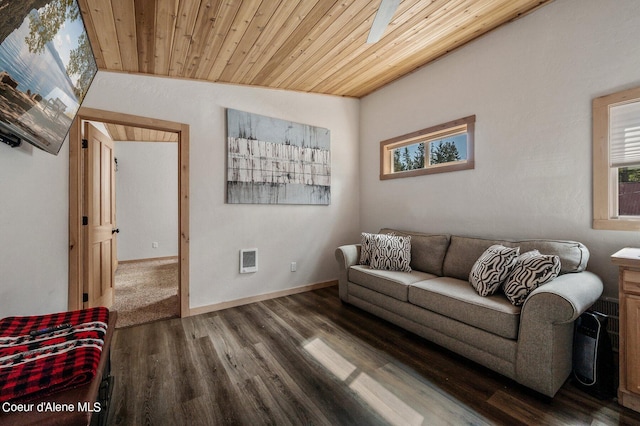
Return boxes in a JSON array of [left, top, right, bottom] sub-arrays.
[[112, 228, 120, 234]]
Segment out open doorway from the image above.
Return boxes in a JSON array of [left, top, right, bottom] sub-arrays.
[[68, 107, 190, 320], [111, 129, 179, 327]]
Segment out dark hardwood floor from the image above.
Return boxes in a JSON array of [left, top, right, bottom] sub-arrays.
[[108, 286, 640, 425]]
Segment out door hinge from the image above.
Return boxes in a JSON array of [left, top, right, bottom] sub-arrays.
[[82, 293, 89, 303], [82, 216, 88, 226], [82, 139, 88, 149]]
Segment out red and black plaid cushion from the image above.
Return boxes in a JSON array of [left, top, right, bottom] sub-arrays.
[[0, 307, 109, 402]]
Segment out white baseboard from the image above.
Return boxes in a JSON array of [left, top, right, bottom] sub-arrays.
[[188, 280, 337, 317]]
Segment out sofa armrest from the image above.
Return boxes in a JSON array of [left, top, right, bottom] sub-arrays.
[[335, 244, 360, 269], [335, 245, 361, 302], [522, 271, 604, 323], [516, 271, 603, 397]]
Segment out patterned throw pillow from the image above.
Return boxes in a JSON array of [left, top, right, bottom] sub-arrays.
[[503, 250, 561, 306], [360, 232, 396, 265], [469, 245, 520, 296], [370, 234, 412, 272], [359, 233, 377, 265]]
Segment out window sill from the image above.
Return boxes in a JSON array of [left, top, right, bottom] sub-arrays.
[[380, 160, 474, 180], [593, 218, 640, 231]]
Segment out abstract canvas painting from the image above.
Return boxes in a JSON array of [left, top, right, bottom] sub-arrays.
[[226, 109, 331, 205]]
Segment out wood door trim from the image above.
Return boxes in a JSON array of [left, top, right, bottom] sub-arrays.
[[69, 107, 190, 317]]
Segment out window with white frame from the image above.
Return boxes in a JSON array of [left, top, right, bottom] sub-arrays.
[[593, 86, 640, 230], [380, 115, 475, 180]]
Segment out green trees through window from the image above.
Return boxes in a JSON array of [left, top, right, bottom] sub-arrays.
[[430, 140, 461, 164], [391, 137, 464, 173]]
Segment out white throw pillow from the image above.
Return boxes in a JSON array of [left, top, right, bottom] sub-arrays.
[[504, 250, 561, 306], [469, 245, 520, 296], [370, 234, 412, 272]]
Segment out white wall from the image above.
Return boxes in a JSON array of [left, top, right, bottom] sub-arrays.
[[115, 141, 178, 261], [0, 140, 69, 316], [360, 0, 640, 298], [83, 73, 360, 310], [0, 73, 359, 316]]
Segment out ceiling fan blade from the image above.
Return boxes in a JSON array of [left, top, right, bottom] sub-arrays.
[[367, 0, 400, 44]]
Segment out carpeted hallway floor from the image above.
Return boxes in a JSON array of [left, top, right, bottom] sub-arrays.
[[112, 257, 179, 328]]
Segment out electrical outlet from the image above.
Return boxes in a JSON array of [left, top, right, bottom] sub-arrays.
[[152, 242, 159, 248], [290, 262, 297, 272]]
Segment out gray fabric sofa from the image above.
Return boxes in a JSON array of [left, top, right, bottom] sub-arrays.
[[335, 228, 604, 397]]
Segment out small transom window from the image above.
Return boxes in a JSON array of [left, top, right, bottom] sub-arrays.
[[380, 115, 475, 180]]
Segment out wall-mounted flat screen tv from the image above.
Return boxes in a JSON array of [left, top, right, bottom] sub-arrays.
[[0, 0, 97, 155]]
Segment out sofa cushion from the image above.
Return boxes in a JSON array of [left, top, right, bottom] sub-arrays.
[[503, 250, 561, 306], [469, 245, 520, 296], [349, 265, 436, 302], [516, 240, 588, 274], [370, 234, 412, 272], [380, 229, 450, 275], [408, 277, 521, 340], [348, 283, 518, 364], [443, 236, 590, 280], [443, 237, 507, 280]]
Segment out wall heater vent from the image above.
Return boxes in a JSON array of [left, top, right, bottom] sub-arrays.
[[589, 297, 619, 352], [240, 249, 258, 274]]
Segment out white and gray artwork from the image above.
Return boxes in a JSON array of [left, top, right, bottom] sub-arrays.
[[226, 109, 331, 205]]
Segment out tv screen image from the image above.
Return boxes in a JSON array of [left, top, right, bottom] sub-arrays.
[[0, 0, 97, 155]]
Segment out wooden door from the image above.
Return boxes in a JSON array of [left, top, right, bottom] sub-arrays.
[[84, 122, 116, 308]]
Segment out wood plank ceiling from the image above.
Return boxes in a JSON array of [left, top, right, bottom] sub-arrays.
[[79, 0, 551, 99], [104, 123, 178, 142]]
